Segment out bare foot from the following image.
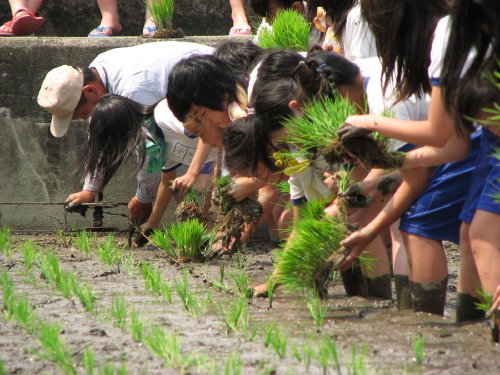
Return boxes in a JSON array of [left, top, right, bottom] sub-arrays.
[[253, 282, 268, 298]]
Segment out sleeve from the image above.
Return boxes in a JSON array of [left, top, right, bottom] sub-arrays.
[[343, 5, 378, 60], [428, 16, 451, 85], [288, 174, 306, 206]]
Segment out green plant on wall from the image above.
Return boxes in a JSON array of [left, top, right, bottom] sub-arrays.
[[258, 9, 310, 51], [146, 0, 174, 30]]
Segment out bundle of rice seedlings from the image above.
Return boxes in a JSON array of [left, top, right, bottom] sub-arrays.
[[282, 96, 405, 169], [275, 217, 349, 298], [149, 226, 175, 258], [145, 0, 183, 38], [174, 189, 207, 223], [169, 219, 215, 262], [258, 9, 310, 51], [212, 176, 263, 251]]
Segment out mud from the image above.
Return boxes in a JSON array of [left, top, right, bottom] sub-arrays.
[[0, 233, 499, 374]]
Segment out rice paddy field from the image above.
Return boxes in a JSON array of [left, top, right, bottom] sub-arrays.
[[0, 229, 499, 375]]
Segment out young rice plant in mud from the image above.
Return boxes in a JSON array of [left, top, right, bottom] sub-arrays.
[[82, 346, 95, 375], [258, 9, 310, 51], [291, 339, 314, 371], [130, 309, 145, 343], [275, 217, 348, 298], [11, 295, 36, 332], [22, 240, 40, 272], [266, 276, 276, 309], [282, 96, 404, 169], [169, 219, 215, 261], [35, 321, 76, 374], [74, 230, 96, 256], [111, 294, 127, 331], [149, 226, 173, 256], [0, 360, 5, 375], [263, 323, 288, 359], [39, 251, 73, 298], [71, 278, 95, 313], [412, 333, 425, 366], [230, 267, 252, 299], [350, 343, 369, 375], [145, 0, 184, 38], [316, 336, 341, 375], [97, 235, 123, 270], [0, 227, 13, 258], [306, 292, 327, 329], [101, 362, 127, 375], [224, 351, 243, 375], [221, 298, 247, 334], [174, 268, 211, 318], [1, 270, 14, 314]]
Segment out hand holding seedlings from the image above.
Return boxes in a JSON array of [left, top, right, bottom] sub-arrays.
[[338, 227, 376, 271], [338, 124, 373, 141]]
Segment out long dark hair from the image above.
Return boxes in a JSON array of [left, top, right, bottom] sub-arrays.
[[166, 54, 243, 122], [82, 94, 153, 189], [360, 0, 448, 101], [250, 0, 299, 18], [441, 0, 500, 131]]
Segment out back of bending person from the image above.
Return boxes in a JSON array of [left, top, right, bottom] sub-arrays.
[[340, 0, 496, 318]]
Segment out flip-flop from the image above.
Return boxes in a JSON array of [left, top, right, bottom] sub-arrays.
[[229, 25, 251, 36], [88, 26, 118, 37], [142, 26, 157, 37], [10, 9, 44, 36], [0, 21, 15, 37]]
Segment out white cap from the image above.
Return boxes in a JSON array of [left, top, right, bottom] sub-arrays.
[[37, 65, 83, 137]]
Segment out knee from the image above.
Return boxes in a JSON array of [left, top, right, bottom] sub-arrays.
[[128, 197, 152, 224]]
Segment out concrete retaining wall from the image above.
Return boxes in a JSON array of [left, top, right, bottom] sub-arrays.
[[0, 36, 245, 230]]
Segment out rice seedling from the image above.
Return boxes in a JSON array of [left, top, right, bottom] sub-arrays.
[[350, 343, 368, 375], [275, 217, 348, 298], [161, 281, 173, 303], [174, 268, 192, 310], [74, 230, 96, 256], [221, 298, 247, 334], [145, 0, 174, 30], [97, 235, 122, 268], [11, 295, 36, 332], [101, 362, 127, 375], [141, 262, 164, 295], [0, 227, 13, 258], [121, 251, 141, 277], [174, 268, 209, 317], [1, 269, 14, 314], [82, 346, 95, 375], [263, 323, 287, 359], [302, 339, 315, 371], [316, 336, 341, 375], [230, 268, 252, 299], [306, 292, 327, 328], [282, 96, 404, 169], [412, 333, 425, 366], [257, 9, 310, 51], [130, 309, 145, 343], [144, 325, 196, 371], [240, 310, 257, 342], [71, 278, 95, 313], [111, 294, 127, 331], [149, 226, 174, 257], [35, 321, 76, 374], [475, 289, 494, 315], [298, 199, 327, 221], [0, 360, 5, 375], [22, 240, 40, 272], [224, 351, 243, 375], [274, 181, 291, 195], [266, 276, 276, 308], [38, 251, 73, 298], [169, 219, 214, 261]]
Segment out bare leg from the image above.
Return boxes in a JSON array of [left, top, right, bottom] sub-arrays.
[[143, 0, 157, 35], [95, 0, 122, 33], [404, 233, 448, 315], [228, 0, 250, 34], [8, 0, 44, 15], [128, 197, 152, 226], [391, 221, 412, 309]]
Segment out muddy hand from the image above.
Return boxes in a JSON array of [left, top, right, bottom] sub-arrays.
[[338, 229, 374, 271], [136, 224, 154, 247], [338, 183, 372, 208], [338, 124, 372, 141]]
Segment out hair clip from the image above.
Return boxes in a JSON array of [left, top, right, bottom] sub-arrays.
[[247, 107, 255, 115], [316, 63, 327, 72]]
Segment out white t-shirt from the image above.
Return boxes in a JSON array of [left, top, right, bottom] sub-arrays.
[[343, 4, 378, 61], [90, 41, 214, 105], [154, 99, 216, 172]]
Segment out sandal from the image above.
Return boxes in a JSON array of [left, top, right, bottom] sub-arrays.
[[11, 8, 44, 36], [0, 21, 14, 37], [229, 25, 251, 36], [142, 26, 157, 37], [88, 26, 118, 37]]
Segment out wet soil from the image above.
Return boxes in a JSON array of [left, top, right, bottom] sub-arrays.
[[1, 233, 499, 374]]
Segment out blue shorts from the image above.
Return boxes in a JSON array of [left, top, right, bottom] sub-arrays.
[[399, 131, 481, 244], [459, 129, 500, 223]]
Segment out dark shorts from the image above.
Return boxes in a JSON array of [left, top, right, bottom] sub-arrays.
[[399, 131, 482, 244], [459, 129, 500, 224]]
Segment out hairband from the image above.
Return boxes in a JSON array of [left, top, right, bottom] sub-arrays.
[[316, 63, 327, 72]]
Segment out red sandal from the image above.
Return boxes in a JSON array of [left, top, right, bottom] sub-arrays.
[[0, 21, 14, 37], [11, 8, 45, 36]]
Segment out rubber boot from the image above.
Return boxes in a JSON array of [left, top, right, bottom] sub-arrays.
[[455, 293, 485, 323], [341, 263, 368, 298], [394, 275, 412, 310], [409, 277, 448, 315], [365, 274, 392, 300]]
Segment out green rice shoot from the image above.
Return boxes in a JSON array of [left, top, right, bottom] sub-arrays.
[[0, 227, 13, 257], [146, 0, 174, 30], [258, 9, 310, 51], [169, 219, 214, 261], [276, 217, 348, 293], [35, 321, 76, 374], [282, 95, 358, 154], [82, 346, 94, 375]]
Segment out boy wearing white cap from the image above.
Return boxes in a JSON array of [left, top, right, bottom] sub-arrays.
[[37, 41, 214, 225]]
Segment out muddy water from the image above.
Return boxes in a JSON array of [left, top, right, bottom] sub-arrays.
[[0, 234, 499, 375]]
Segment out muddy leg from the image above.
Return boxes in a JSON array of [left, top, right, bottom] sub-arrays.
[[409, 277, 448, 315], [365, 274, 392, 300], [456, 293, 485, 323], [394, 275, 412, 310], [341, 263, 368, 298]]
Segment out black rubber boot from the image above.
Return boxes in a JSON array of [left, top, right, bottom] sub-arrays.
[[455, 293, 485, 323], [365, 274, 392, 300], [409, 277, 448, 315], [341, 263, 368, 298], [394, 275, 412, 310]]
